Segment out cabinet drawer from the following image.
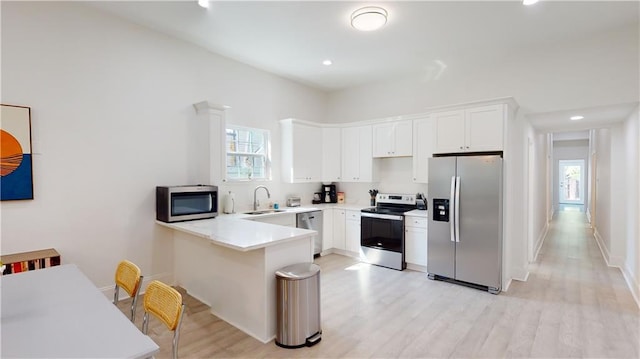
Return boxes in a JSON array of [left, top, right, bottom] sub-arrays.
[[405, 217, 427, 228], [345, 210, 361, 222]]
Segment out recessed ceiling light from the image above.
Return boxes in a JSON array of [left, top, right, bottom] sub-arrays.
[[198, 0, 209, 9], [351, 7, 388, 32], [570, 115, 584, 121], [322, 60, 333, 66], [523, 0, 539, 5]]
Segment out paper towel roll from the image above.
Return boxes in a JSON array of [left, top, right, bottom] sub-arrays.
[[224, 191, 235, 214]]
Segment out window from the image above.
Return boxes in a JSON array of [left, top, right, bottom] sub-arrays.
[[225, 126, 271, 181]]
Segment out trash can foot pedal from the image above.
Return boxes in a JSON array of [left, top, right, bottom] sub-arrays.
[[306, 332, 322, 347]]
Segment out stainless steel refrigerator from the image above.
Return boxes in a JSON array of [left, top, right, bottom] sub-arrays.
[[427, 155, 503, 294]]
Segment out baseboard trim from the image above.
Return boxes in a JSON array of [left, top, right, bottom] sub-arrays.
[[593, 228, 640, 309], [533, 222, 549, 262], [503, 278, 513, 292], [593, 228, 611, 265], [406, 263, 427, 273], [621, 264, 640, 309]]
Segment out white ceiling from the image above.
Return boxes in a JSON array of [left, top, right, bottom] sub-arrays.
[[85, 1, 639, 131]]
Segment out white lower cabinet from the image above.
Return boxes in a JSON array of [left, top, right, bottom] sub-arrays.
[[322, 208, 334, 252], [332, 209, 346, 251], [345, 210, 361, 255], [405, 216, 428, 269]]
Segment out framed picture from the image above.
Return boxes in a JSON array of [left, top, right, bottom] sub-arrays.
[[1, 104, 33, 201]]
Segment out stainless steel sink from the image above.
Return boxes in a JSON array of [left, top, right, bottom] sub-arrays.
[[244, 209, 287, 215]]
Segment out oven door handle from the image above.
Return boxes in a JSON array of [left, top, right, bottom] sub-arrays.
[[361, 212, 404, 221]]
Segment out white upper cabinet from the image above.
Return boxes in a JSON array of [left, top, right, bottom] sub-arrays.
[[341, 125, 374, 182], [322, 127, 341, 182], [412, 116, 435, 183], [372, 120, 413, 158], [434, 104, 505, 153], [280, 119, 322, 183], [465, 105, 505, 152]]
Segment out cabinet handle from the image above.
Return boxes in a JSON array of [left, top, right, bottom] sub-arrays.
[[466, 146, 469, 149], [460, 146, 464, 150]]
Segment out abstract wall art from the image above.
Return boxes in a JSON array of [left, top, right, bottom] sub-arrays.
[[1, 104, 33, 201]]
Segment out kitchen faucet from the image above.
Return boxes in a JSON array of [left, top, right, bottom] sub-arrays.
[[253, 185, 271, 211]]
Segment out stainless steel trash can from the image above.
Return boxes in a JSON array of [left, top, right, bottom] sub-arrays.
[[275, 262, 321, 348]]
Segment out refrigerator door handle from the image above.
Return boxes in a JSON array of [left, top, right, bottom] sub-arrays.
[[454, 176, 461, 242], [450, 176, 456, 243]]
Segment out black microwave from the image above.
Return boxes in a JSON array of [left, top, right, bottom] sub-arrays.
[[156, 185, 218, 223]]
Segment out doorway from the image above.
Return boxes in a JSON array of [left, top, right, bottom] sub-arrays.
[[559, 159, 585, 205]]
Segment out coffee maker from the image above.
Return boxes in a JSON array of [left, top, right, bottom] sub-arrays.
[[321, 184, 337, 203]]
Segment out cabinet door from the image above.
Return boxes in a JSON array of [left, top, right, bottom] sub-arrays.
[[392, 120, 413, 157], [322, 127, 341, 182], [341, 127, 360, 181], [292, 123, 322, 181], [342, 126, 373, 182], [345, 210, 361, 254], [372, 123, 394, 158], [322, 208, 334, 251], [465, 104, 504, 152], [405, 226, 427, 266], [357, 126, 373, 182], [332, 209, 346, 250], [372, 121, 412, 158], [434, 110, 465, 153], [412, 117, 434, 183]]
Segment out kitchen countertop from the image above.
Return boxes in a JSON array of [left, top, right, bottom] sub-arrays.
[[404, 209, 428, 218], [157, 203, 387, 251], [157, 216, 316, 252]]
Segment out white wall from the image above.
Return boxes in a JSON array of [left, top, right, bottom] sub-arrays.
[[622, 106, 639, 304], [525, 123, 550, 262], [592, 109, 639, 306], [594, 128, 612, 257], [325, 24, 638, 123], [0, 2, 327, 288], [552, 139, 590, 210]]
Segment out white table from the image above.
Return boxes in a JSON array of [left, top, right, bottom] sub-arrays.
[[1, 264, 159, 358]]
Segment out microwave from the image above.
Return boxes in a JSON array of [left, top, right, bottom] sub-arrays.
[[156, 185, 218, 223]]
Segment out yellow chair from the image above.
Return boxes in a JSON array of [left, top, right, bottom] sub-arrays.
[[113, 260, 143, 322], [142, 280, 185, 359]]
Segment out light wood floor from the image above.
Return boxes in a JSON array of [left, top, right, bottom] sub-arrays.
[[120, 210, 639, 358]]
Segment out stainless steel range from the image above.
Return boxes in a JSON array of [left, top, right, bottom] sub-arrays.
[[360, 193, 417, 271]]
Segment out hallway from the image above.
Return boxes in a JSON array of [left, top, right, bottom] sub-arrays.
[[509, 209, 639, 357]]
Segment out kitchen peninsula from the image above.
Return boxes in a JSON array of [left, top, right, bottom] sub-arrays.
[[157, 215, 316, 343]]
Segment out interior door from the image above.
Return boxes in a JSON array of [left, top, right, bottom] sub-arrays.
[[559, 160, 585, 204]]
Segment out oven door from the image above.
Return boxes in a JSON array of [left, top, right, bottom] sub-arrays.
[[360, 213, 405, 270]]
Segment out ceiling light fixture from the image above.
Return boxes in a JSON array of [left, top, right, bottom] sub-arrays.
[[522, 0, 539, 5], [322, 60, 333, 66], [198, 0, 209, 9], [351, 7, 388, 32], [570, 115, 584, 121]]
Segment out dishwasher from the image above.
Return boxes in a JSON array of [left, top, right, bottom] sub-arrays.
[[296, 211, 323, 257]]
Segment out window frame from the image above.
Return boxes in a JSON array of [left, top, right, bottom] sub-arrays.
[[224, 125, 272, 182]]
